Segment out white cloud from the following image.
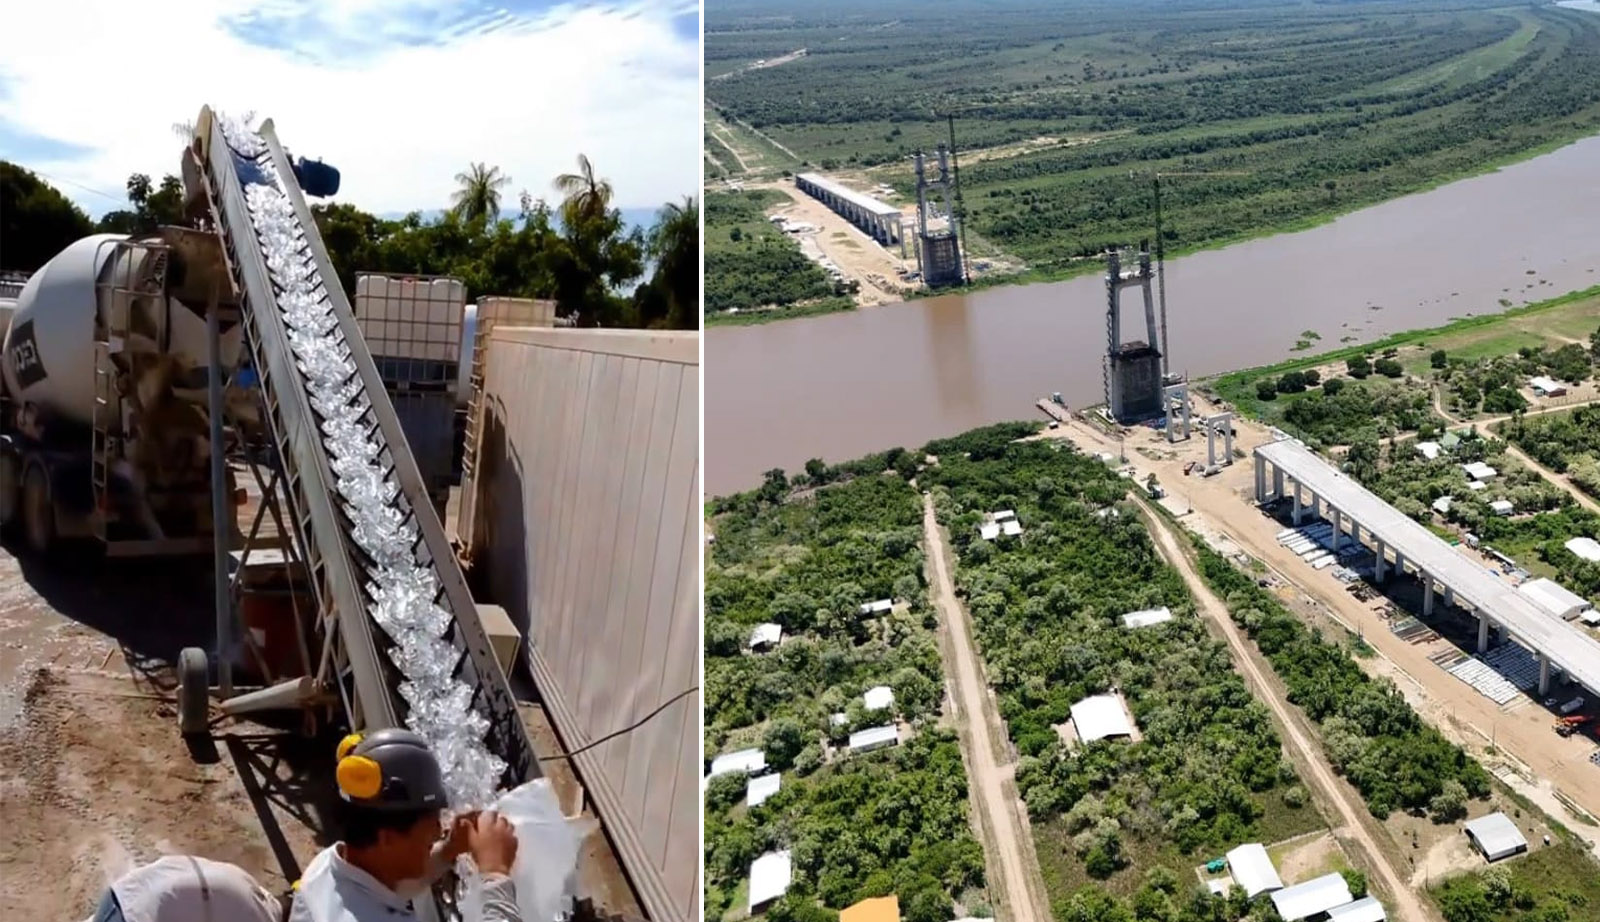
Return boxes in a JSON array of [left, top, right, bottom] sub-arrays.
[[0, 0, 700, 217]]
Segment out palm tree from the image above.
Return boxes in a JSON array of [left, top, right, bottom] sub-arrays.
[[451, 162, 512, 222], [553, 154, 613, 225], [649, 195, 699, 328]]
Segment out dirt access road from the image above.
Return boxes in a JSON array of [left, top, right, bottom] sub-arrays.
[[1136, 499, 1435, 922], [922, 494, 1050, 922], [761, 182, 915, 306]]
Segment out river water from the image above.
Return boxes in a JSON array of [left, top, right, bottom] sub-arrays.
[[707, 135, 1600, 495]]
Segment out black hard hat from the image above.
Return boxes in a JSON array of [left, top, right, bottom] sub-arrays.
[[335, 728, 449, 811]]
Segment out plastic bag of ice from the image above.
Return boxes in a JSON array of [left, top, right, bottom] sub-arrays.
[[455, 779, 594, 922]]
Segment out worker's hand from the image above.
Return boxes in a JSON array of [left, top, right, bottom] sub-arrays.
[[468, 810, 519, 877], [441, 811, 481, 862]]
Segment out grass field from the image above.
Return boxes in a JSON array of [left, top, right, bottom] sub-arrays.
[[704, 186, 855, 325], [706, 0, 1600, 289]]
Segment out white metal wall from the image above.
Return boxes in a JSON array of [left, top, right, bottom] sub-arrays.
[[473, 326, 699, 922]]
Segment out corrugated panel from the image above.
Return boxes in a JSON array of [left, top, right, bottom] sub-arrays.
[[475, 326, 699, 922]]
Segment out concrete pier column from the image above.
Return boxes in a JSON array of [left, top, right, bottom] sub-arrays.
[[1539, 653, 1552, 696], [1423, 574, 1435, 617], [1255, 456, 1267, 501], [1375, 539, 1387, 581], [1478, 614, 1490, 653], [1273, 467, 1284, 500], [1292, 485, 1304, 525], [1444, 587, 1454, 609], [1311, 494, 1322, 517], [1331, 508, 1343, 553], [1395, 551, 1405, 575]]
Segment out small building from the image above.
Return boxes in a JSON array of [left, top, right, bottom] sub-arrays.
[[1001, 519, 1023, 537], [849, 725, 900, 753], [1468, 480, 1488, 492], [994, 510, 1017, 522], [864, 685, 895, 711], [841, 896, 900, 922], [749, 622, 783, 651], [747, 773, 782, 807], [1205, 879, 1232, 897], [1069, 693, 1136, 743], [978, 521, 1002, 541], [1269, 872, 1352, 921], [749, 850, 793, 912], [1440, 432, 1463, 451], [1530, 376, 1567, 397], [1122, 606, 1174, 629], [1518, 577, 1593, 621], [1432, 496, 1453, 515], [709, 748, 767, 780], [1462, 462, 1498, 481], [859, 599, 894, 616], [830, 712, 849, 727], [1566, 536, 1600, 562], [1416, 441, 1441, 460], [1326, 896, 1387, 922], [1465, 812, 1529, 862], [1224, 842, 1283, 898], [1490, 499, 1515, 517]]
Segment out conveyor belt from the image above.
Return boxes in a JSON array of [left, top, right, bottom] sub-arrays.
[[194, 107, 537, 791]]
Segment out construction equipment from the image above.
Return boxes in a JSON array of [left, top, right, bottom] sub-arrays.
[[1555, 715, 1590, 736], [8, 108, 538, 841]]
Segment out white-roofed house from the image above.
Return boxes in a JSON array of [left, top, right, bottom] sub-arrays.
[[1432, 496, 1453, 515], [830, 712, 849, 727], [1490, 499, 1515, 517], [849, 725, 900, 753], [1268, 872, 1352, 921], [1416, 441, 1441, 460], [1566, 536, 1600, 562], [1517, 577, 1592, 622], [993, 510, 1017, 521], [1122, 607, 1174, 629], [1069, 693, 1137, 743], [1001, 519, 1023, 537], [1464, 812, 1529, 862], [1326, 896, 1387, 922], [1468, 481, 1488, 492], [1530, 376, 1567, 397], [709, 748, 767, 779], [1462, 461, 1498, 481], [859, 599, 894, 616], [1224, 843, 1283, 898], [978, 521, 1001, 541], [864, 685, 895, 711], [747, 773, 782, 807], [749, 622, 783, 651], [749, 850, 793, 911]]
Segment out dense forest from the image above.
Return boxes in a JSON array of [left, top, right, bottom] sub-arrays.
[[921, 432, 1321, 902], [704, 467, 983, 922], [1193, 543, 1491, 819], [704, 189, 853, 322], [1504, 403, 1600, 498], [0, 158, 698, 329], [707, 0, 1600, 278]]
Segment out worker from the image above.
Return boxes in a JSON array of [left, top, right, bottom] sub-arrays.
[[290, 728, 522, 921], [81, 854, 287, 922]]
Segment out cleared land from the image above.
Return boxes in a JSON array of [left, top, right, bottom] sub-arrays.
[[707, 0, 1600, 287]]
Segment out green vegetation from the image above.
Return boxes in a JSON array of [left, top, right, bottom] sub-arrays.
[[1, 156, 696, 329], [1503, 405, 1600, 498], [1357, 439, 1567, 534], [708, 0, 1600, 280], [704, 468, 983, 922], [1431, 843, 1600, 922], [921, 433, 1323, 903], [705, 188, 855, 324], [1192, 542, 1492, 819]]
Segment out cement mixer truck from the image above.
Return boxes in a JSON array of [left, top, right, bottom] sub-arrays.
[[0, 228, 254, 555]]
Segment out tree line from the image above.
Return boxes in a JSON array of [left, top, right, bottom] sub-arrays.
[[0, 154, 697, 330]]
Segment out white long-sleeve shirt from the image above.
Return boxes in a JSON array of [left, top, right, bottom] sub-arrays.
[[82, 856, 283, 922], [288, 844, 520, 922]]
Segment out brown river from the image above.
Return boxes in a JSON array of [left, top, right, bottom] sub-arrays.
[[707, 135, 1600, 495]]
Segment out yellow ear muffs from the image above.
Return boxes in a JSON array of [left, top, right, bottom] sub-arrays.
[[337, 754, 383, 800], [336, 733, 363, 761]]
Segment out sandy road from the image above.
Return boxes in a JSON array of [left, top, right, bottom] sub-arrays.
[[922, 494, 1047, 922], [1135, 499, 1436, 922]]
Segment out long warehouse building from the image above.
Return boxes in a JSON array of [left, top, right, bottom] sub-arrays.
[[1254, 436, 1600, 697], [794, 172, 903, 245]]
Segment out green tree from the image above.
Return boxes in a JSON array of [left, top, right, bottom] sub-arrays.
[[1431, 349, 1449, 369], [1257, 379, 1279, 401], [1341, 869, 1368, 898], [635, 195, 700, 329], [553, 153, 614, 225], [451, 162, 512, 222], [763, 717, 808, 770], [1278, 371, 1308, 393], [1374, 357, 1403, 378], [1323, 377, 1345, 397], [1348, 356, 1371, 379], [0, 162, 95, 270], [1303, 369, 1321, 385]]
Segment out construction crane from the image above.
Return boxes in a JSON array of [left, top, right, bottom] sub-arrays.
[[1130, 169, 1251, 378]]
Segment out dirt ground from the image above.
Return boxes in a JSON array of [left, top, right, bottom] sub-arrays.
[[0, 531, 641, 917], [1270, 831, 1347, 883], [759, 182, 917, 306], [1044, 395, 1600, 843]]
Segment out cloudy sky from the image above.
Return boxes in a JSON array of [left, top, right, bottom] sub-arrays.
[[0, 0, 699, 223]]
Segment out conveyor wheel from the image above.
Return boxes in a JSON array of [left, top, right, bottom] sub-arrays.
[[177, 647, 210, 737]]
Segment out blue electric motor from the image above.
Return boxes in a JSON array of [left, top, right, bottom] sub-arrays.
[[292, 157, 341, 198]]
